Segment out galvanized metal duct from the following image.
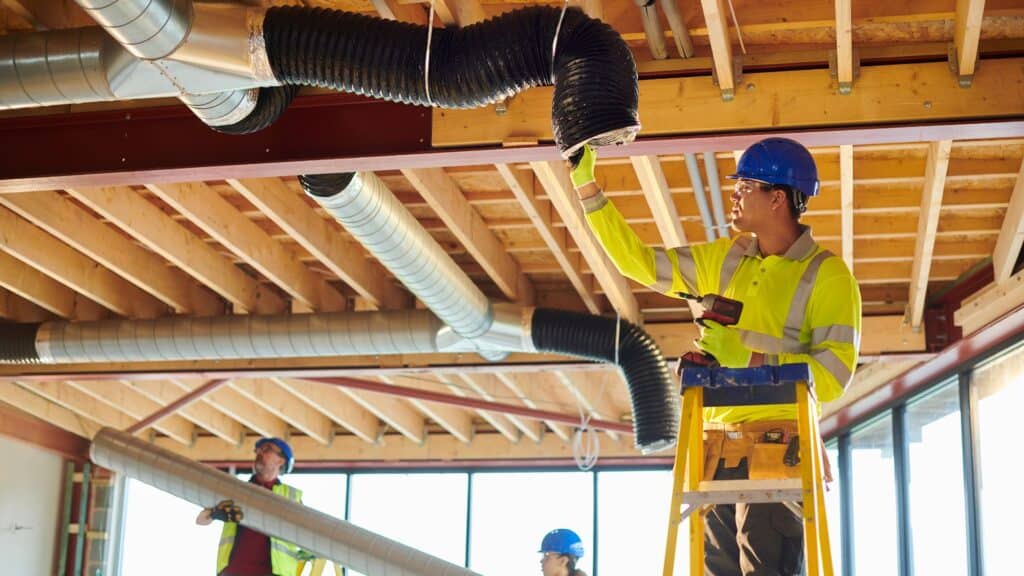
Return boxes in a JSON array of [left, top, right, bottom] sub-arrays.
[[703, 152, 731, 238], [91, 427, 482, 576], [75, 0, 193, 60], [19, 310, 448, 364], [301, 172, 495, 342]]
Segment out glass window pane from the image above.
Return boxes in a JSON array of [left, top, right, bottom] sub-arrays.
[[849, 414, 898, 575], [348, 473, 468, 573], [120, 479, 221, 576], [286, 472, 347, 519], [905, 379, 967, 575], [972, 342, 1024, 576], [824, 440, 842, 576], [470, 471, 593, 576], [597, 469, 688, 575]]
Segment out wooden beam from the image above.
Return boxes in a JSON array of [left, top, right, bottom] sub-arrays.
[[908, 140, 954, 330], [835, 0, 853, 93], [0, 393, 92, 461], [371, 0, 427, 24], [573, 0, 602, 20], [954, 0, 987, 86], [956, 267, 1024, 336], [699, 0, 735, 100], [630, 155, 688, 248], [64, 380, 194, 445], [839, 144, 855, 270], [336, 383, 425, 444], [0, 191, 222, 316], [228, 178, 409, 310], [271, 378, 380, 444], [128, 380, 243, 445], [530, 161, 641, 323], [435, 0, 485, 27], [449, 373, 533, 443], [384, 375, 476, 444], [17, 381, 138, 431], [147, 182, 348, 313], [0, 250, 104, 320], [401, 168, 533, 303], [495, 164, 600, 314], [66, 187, 286, 315], [991, 158, 1024, 283], [152, 429, 656, 463], [0, 386, 97, 444], [166, 378, 289, 439], [0, 205, 167, 318], [493, 372, 571, 441], [0, 286, 51, 322], [555, 371, 624, 441], [229, 378, 334, 445], [0, 0, 92, 29], [432, 59, 1024, 149]]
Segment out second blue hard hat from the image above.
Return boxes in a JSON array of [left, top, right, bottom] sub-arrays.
[[539, 528, 585, 558], [728, 137, 820, 198]]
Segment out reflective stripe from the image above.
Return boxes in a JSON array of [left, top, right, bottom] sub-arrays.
[[673, 246, 699, 292], [650, 249, 675, 293], [580, 192, 609, 213], [812, 324, 859, 346], [739, 329, 808, 354], [811, 348, 853, 387], [718, 237, 751, 294], [271, 540, 300, 559], [783, 250, 833, 343], [219, 534, 235, 547]]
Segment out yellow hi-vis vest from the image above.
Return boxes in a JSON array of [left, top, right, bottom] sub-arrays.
[[216, 482, 303, 576], [583, 193, 862, 423]]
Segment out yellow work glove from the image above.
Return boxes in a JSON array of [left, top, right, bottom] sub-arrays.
[[696, 320, 752, 368], [569, 144, 597, 189]]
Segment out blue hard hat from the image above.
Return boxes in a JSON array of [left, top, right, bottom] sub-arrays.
[[255, 437, 294, 473], [539, 529, 585, 559], [728, 137, 820, 198]]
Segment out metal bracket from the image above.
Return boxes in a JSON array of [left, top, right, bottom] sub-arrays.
[[710, 56, 743, 102], [947, 42, 976, 88], [828, 48, 861, 95]]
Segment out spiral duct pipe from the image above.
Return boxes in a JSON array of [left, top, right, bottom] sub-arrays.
[[529, 308, 679, 453], [75, 0, 193, 60], [91, 428, 482, 576], [244, 5, 639, 155]]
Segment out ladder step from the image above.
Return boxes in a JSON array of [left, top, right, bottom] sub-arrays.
[[682, 479, 803, 506]]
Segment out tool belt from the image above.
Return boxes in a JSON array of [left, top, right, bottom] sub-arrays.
[[703, 420, 802, 482]]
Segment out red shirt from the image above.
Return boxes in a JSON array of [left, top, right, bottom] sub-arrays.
[[221, 476, 277, 576]]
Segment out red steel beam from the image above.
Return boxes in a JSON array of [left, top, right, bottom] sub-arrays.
[[0, 89, 1022, 192], [124, 378, 228, 435], [0, 400, 90, 461], [312, 375, 634, 435], [821, 301, 1024, 438]]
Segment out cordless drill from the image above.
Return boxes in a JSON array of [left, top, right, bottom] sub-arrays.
[[676, 292, 744, 369]]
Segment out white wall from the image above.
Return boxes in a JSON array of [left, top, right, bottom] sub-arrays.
[[0, 435, 64, 575]]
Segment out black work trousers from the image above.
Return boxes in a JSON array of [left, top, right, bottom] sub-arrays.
[[703, 458, 804, 576]]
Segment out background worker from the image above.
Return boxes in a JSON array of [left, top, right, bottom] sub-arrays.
[[570, 139, 861, 576], [539, 528, 589, 576], [196, 437, 310, 576]]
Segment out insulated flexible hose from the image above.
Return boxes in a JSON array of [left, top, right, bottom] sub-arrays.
[[530, 308, 679, 453], [219, 5, 640, 156]]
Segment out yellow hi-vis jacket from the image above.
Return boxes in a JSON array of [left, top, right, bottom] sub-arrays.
[[583, 193, 862, 423], [216, 481, 303, 576]]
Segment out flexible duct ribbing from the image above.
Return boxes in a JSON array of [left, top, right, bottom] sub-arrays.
[[258, 5, 639, 156], [90, 428, 482, 576], [530, 308, 678, 453]]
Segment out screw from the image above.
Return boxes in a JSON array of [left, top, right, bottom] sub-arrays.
[[121, 157, 126, 163], [265, 148, 270, 153], [746, 83, 755, 91], [923, 100, 932, 109]]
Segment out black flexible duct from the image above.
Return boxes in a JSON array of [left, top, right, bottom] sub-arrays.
[[531, 308, 678, 453], [213, 85, 300, 135], [259, 5, 639, 156], [0, 323, 40, 364]]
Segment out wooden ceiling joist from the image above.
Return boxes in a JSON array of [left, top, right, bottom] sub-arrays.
[[166, 377, 289, 440], [991, 157, 1024, 283], [953, 0, 987, 86], [699, 0, 736, 100], [452, 373, 542, 443], [17, 381, 137, 432], [128, 380, 244, 445], [0, 205, 167, 318], [230, 378, 335, 445], [147, 182, 348, 313], [493, 372, 572, 442], [839, 145, 855, 270], [64, 380, 194, 445], [383, 375, 476, 444], [631, 155, 688, 249], [0, 286, 50, 322], [401, 168, 534, 303], [336, 385, 426, 444], [834, 0, 854, 93], [66, 187, 287, 315], [0, 383, 100, 440], [0, 191, 223, 316], [371, 0, 428, 24], [530, 161, 641, 323], [0, 250, 104, 320], [270, 377, 380, 444], [228, 178, 410, 311], [908, 140, 954, 330]]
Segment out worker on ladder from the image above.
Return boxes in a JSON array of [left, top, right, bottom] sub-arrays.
[[196, 437, 313, 576], [570, 139, 862, 575]]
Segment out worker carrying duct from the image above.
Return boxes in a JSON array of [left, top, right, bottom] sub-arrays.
[[570, 139, 862, 575], [196, 437, 313, 576]]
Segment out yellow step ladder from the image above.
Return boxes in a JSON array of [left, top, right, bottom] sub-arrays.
[[662, 364, 834, 576], [297, 557, 343, 576]]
